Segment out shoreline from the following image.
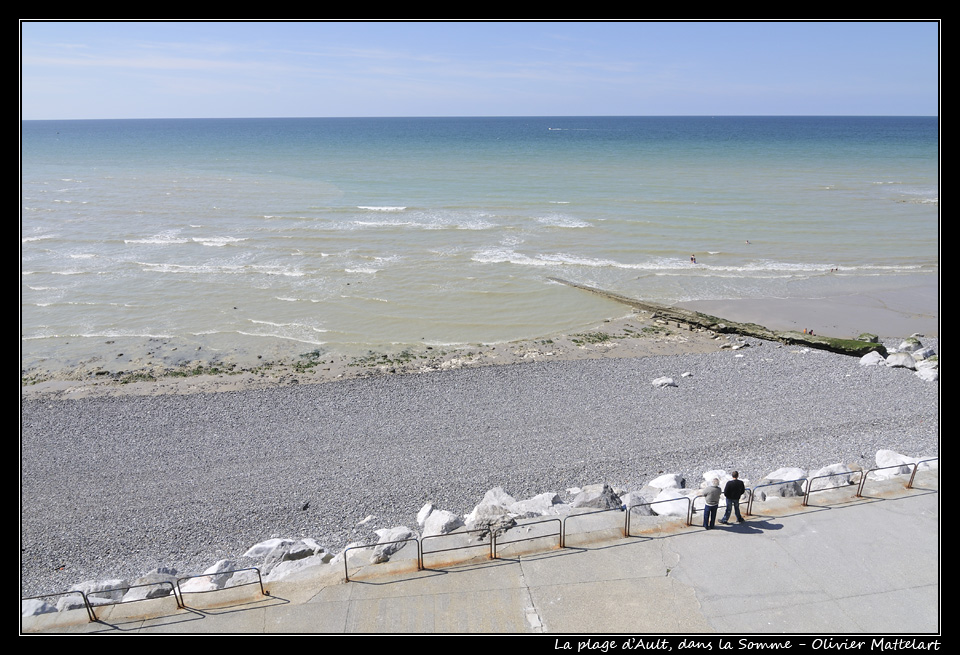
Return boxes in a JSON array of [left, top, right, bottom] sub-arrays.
[[18, 313, 727, 400], [20, 289, 939, 401]]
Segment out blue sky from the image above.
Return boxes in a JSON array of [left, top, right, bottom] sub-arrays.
[[20, 20, 939, 119]]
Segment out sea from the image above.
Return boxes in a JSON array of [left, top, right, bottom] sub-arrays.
[[21, 116, 939, 376]]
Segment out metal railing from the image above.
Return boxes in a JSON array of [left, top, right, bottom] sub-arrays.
[[859, 457, 939, 496], [421, 527, 495, 569], [493, 517, 562, 556], [748, 478, 807, 514], [21, 590, 98, 622], [625, 496, 693, 536], [175, 566, 268, 605], [690, 490, 753, 524], [21, 580, 184, 623], [803, 469, 865, 505], [23, 459, 938, 622], [21, 566, 272, 623], [343, 537, 421, 582], [561, 507, 625, 547]]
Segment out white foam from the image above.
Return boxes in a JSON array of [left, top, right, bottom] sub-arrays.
[[535, 215, 591, 228], [191, 236, 247, 247]]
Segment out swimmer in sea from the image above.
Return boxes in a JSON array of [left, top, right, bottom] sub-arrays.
[[690, 254, 697, 264]]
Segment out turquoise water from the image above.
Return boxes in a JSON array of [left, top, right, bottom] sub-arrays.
[[21, 116, 939, 372]]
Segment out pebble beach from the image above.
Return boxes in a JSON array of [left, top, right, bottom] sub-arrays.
[[19, 304, 939, 599]]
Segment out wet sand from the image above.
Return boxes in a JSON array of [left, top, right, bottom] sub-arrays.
[[20, 286, 939, 401], [681, 282, 939, 340]]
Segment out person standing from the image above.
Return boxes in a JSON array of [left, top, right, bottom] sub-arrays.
[[701, 479, 722, 529], [720, 471, 746, 524]]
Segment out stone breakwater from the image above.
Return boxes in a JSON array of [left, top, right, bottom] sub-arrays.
[[20, 337, 938, 603]]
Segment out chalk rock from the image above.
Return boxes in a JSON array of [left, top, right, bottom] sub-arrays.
[[510, 492, 570, 518], [22, 598, 57, 617], [652, 376, 678, 388], [808, 463, 856, 491], [897, 337, 923, 352], [244, 538, 297, 558], [571, 483, 622, 509], [260, 539, 331, 577], [465, 503, 517, 539], [868, 449, 918, 480], [262, 543, 334, 582], [122, 568, 178, 602], [885, 352, 917, 369], [859, 351, 886, 366], [754, 478, 805, 501], [648, 473, 684, 490], [913, 347, 936, 360], [651, 489, 689, 516], [56, 578, 129, 611], [422, 509, 465, 537], [56, 594, 89, 612], [620, 490, 656, 516], [701, 470, 727, 487], [755, 467, 808, 500], [765, 467, 807, 482], [916, 366, 939, 381], [915, 356, 938, 381], [870, 449, 936, 479], [476, 486, 517, 510], [464, 486, 520, 535], [330, 541, 368, 565], [417, 503, 435, 528], [371, 526, 415, 563], [179, 560, 237, 593]]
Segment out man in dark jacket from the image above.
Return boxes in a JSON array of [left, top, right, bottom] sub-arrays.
[[719, 471, 746, 524]]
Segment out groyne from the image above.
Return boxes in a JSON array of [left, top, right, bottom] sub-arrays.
[[547, 277, 889, 357]]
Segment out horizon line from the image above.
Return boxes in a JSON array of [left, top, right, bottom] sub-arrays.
[[22, 114, 940, 122]]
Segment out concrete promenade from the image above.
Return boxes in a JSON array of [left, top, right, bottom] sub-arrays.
[[21, 471, 939, 635]]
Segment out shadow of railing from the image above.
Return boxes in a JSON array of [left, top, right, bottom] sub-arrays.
[[23, 460, 938, 625]]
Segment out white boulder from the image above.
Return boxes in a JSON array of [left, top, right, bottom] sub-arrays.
[[652, 376, 678, 388], [22, 598, 57, 617], [243, 538, 296, 558], [179, 560, 237, 593], [509, 492, 570, 518], [650, 489, 689, 516], [648, 473, 684, 490], [808, 463, 856, 491], [371, 526, 415, 563], [885, 352, 917, 369], [422, 509, 465, 537]]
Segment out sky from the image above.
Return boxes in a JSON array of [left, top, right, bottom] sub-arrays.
[[20, 20, 940, 120]]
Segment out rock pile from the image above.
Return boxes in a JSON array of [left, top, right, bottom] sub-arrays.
[[859, 334, 938, 382]]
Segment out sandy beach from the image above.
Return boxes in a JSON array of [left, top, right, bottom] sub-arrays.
[[20, 281, 939, 401], [20, 294, 939, 599]]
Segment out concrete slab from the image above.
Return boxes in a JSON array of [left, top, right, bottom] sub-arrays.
[[21, 474, 939, 635]]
